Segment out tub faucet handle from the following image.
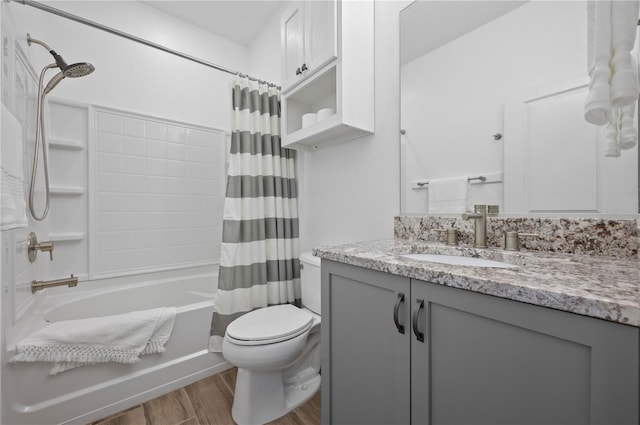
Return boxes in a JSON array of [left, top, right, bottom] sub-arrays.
[[27, 232, 54, 262]]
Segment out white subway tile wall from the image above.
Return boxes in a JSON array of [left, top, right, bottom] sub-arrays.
[[93, 109, 224, 277]]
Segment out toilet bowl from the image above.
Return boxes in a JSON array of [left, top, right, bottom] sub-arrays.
[[222, 252, 322, 425]]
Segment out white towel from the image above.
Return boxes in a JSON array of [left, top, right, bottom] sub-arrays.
[[427, 177, 469, 214], [618, 101, 637, 149], [610, 0, 640, 108], [585, 1, 640, 137], [585, 0, 613, 126], [1, 104, 28, 230], [9, 306, 176, 375], [605, 109, 622, 157]]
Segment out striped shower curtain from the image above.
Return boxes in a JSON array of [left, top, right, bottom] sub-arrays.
[[209, 76, 301, 352]]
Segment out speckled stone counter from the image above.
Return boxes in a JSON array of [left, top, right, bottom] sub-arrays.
[[395, 215, 639, 258], [313, 239, 640, 328]]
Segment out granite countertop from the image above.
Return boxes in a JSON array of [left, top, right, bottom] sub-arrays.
[[313, 239, 640, 328]]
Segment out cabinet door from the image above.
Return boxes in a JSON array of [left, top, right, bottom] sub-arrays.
[[411, 279, 639, 425], [281, 1, 305, 91], [304, 0, 337, 76], [322, 261, 411, 425]]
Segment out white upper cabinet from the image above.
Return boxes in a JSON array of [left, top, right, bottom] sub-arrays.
[[281, 1, 337, 92], [281, 0, 374, 151]]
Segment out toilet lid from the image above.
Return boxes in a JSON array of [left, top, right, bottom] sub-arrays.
[[226, 304, 314, 346]]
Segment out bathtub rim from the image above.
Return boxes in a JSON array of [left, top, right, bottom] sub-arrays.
[[5, 268, 218, 353], [2, 271, 231, 425]]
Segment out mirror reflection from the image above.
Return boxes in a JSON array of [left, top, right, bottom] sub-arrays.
[[400, 0, 639, 215]]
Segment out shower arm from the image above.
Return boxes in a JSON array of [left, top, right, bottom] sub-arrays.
[[27, 33, 70, 71], [27, 34, 52, 51]]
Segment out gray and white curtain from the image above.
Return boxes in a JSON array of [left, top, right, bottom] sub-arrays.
[[209, 76, 300, 352]]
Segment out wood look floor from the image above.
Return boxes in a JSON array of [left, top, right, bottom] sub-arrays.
[[89, 368, 321, 425]]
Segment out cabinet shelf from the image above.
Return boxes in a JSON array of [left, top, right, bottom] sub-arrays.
[[285, 114, 371, 151]]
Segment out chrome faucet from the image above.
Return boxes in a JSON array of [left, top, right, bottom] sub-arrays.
[[461, 204, 487, 248]]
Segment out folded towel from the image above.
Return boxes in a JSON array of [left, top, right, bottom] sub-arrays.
[[9, 306, 176, 375], [427, 177, 469, 214], [1, 104, 28, 230]]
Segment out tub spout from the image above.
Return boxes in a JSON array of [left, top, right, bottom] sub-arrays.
[[32, 274, 78, 293]]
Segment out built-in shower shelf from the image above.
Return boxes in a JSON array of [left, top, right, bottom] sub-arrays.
[[49, 138, 84, 150], [50, 186, 85, 195], [48, 232, 86, 242]]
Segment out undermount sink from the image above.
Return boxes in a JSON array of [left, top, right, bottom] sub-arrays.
[[401, 253, 519, 269]]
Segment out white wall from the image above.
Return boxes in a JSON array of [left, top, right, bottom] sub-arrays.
[[247, 2, 288, 87], [1, 0, 249, 325], [16, 0, 247, 128], [401, 1, 589, 214], [298, 1, 405, 251], [2, 0, 407, 318], [249, 0, 406, 252]]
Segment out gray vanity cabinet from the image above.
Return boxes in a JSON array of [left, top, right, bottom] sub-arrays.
[[321, 260, 411, 424], [321, 260, 640, 425]]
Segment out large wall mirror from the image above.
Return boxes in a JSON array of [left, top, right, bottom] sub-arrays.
[[400, 0, 639, 216]]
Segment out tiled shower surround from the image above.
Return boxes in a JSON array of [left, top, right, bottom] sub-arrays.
[[394, 215, 639, 259]]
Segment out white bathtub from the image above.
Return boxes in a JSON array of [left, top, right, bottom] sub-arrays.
[[2, 272, 231, 425]]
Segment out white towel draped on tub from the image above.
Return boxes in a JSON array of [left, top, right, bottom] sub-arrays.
[[10, 306, 176, 375], [427, 177, 469, 214], [1, 104, 28, 230]]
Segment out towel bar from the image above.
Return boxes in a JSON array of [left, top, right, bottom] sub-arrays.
[[416, 176, 486, 187]]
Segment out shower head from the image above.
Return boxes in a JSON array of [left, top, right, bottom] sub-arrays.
[[63, 62, 95, 78], [27, 34, 95, 79], [43, 72, 65, 95]]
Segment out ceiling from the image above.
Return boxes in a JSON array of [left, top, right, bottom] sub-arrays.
[[141, 1, 286, 46], [400, 1, 528, 65], [141, 0, 528, 60]]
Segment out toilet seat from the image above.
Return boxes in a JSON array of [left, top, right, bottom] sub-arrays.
[[226, 304, 314, 346]]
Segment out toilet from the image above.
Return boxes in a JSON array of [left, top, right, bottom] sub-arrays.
[[222, 252, 322, 425]]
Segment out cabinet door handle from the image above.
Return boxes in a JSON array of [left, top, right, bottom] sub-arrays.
[[295, 67, 302, 75], [301, 63, 308, 72], [393, 292, 405, 334], [412, 298, 425, 342]]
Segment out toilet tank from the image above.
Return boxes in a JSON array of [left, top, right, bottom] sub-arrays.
[[299, 252, 321, 315]]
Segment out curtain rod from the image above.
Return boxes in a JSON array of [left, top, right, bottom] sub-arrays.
[[9, 0, 281, 89]]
